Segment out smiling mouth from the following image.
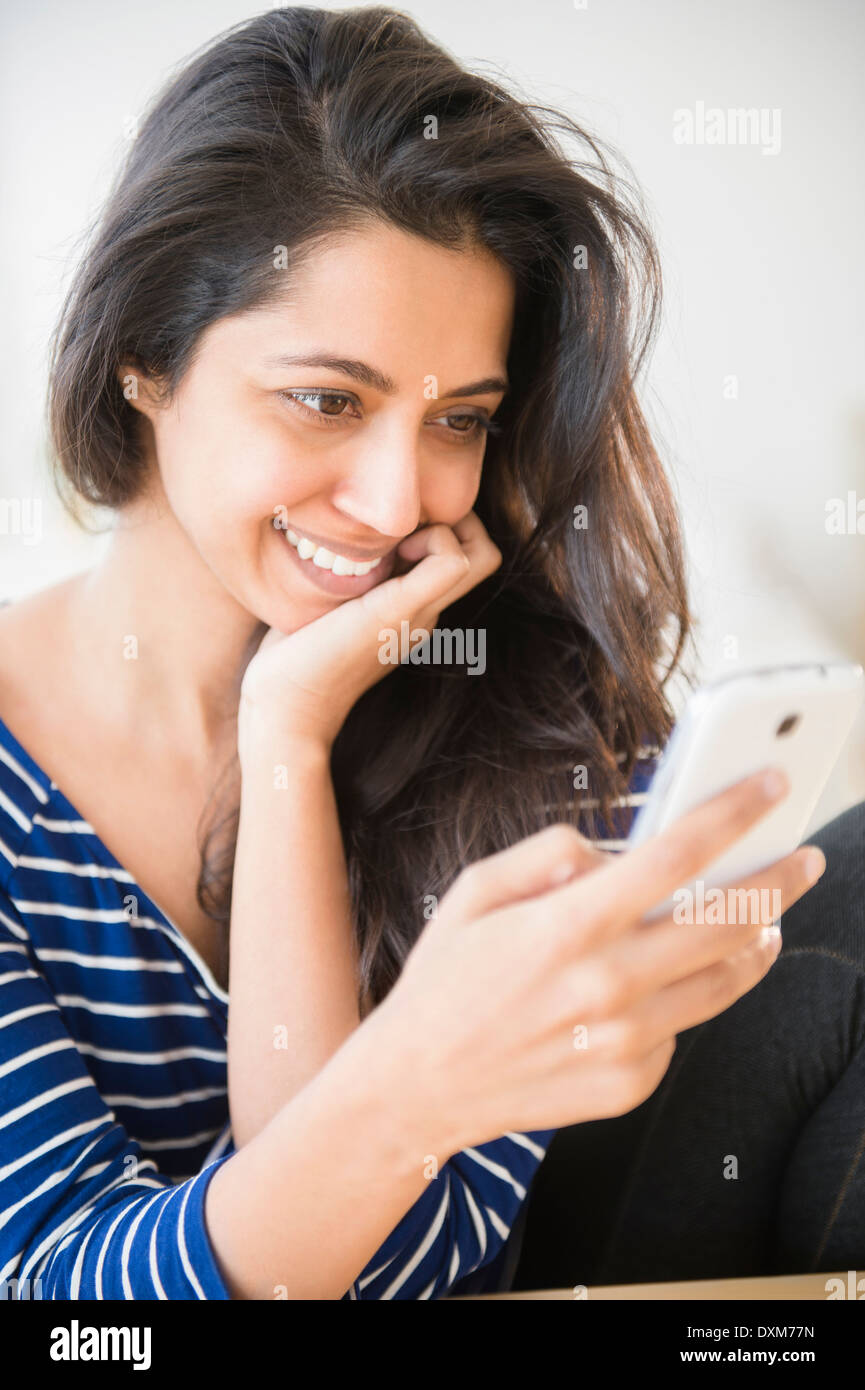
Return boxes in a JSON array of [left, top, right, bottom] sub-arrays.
[[281, 526, 389, 576], [273, 518, 402, 594]]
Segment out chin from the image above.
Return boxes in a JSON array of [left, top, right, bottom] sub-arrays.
[[262, 586, 341, 634]]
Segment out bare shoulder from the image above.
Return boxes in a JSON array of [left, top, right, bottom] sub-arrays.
[[0, 576, 82, 713]]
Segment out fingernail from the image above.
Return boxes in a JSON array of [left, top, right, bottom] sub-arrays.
[[802, 847, 827, 882], [760, 768, 788, 800], [759, 924, 782, 953]]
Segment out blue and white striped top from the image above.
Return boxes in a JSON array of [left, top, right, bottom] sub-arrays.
[[0, 704, 655, 1300]]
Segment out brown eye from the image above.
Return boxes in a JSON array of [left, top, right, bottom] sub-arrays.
[[430, 412, 503, 443], [279, 390, 358, 425]]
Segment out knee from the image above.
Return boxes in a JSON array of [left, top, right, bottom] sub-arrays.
[[807, 797, 865, 893], [779, 798, 865, 959]]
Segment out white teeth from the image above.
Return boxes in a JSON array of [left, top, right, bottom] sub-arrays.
[[284, 529, 383, 577]]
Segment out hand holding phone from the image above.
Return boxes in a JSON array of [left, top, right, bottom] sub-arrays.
[[627, 662, 864, 921]]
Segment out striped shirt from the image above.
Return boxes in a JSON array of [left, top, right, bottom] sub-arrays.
[[0, 703, 655, 1300]]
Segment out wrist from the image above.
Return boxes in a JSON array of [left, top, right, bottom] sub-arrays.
[[351, 991, 466, 1168], [238, 698, 332, 774]]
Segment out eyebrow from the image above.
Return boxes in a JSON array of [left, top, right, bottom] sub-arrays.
[[261, 352, 509, 399]]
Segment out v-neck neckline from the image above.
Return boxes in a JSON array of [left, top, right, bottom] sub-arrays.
[[0, 708, 230, 1009]]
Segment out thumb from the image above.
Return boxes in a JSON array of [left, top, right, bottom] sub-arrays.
[[440, 824, 606, 926]]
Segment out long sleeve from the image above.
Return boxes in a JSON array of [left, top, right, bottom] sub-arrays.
[[0, 901, 232, 1299], [0, 887, 554, 1300], [343, 1127, 556, 1299], [0, 711, 658, 1300]]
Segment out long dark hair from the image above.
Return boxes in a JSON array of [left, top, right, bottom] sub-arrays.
[[47, 5, 694, 1011]]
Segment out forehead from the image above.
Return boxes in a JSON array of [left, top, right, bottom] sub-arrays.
[[202, 219, 516, 377]]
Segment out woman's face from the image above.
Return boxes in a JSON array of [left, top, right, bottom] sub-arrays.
[[125, 219, 515, 632]]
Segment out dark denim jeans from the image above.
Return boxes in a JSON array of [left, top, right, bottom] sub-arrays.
[[451, 797, 865, 1296]]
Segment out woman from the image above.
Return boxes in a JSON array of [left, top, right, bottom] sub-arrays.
[[0, 6, 842, 1301]]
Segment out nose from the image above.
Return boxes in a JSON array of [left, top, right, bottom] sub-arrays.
[[329, 423, 426, 543]]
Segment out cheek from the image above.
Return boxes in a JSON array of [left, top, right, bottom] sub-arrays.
[[156, 410, 305, 545], [423, 456, 484, 524]]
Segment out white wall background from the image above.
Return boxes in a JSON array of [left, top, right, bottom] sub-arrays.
[[2, 0, 863, 831]]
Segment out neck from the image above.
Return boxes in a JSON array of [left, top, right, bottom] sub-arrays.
[[64, 491, 266, 763]]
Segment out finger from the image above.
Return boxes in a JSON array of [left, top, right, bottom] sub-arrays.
[[389, 515, 500, 613], [447, 511, 503, 599], [544, 1037, 677, 1126], [449, 508, 496, 552], [549, 766, 792, 949], [561, 843, 823, 1020], [396, 520, 466, 565], [590, 923, 782, 1060], [637, 841, 826, 935], [397, 510, 492, 556], [440, 823, 607, 926], [359, 523, 469, 619]]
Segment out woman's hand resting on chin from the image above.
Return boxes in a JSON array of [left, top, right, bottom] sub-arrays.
[[238, 510, 501, 761]]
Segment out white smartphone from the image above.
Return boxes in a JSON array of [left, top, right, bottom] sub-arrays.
[[627, 662, 864, 919]]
